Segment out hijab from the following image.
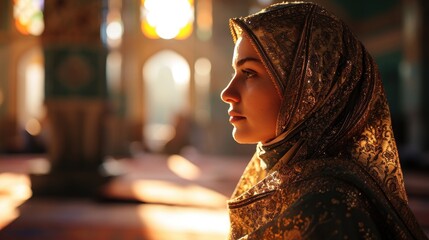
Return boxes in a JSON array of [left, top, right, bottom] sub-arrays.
[[227, 2, 427, 239], [230, 1, 406, 201]]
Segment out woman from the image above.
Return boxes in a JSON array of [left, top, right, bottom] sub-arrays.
[[221, 2, 428, 239]]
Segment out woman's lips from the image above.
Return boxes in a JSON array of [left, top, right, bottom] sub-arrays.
[[229, 115, 246, 123], [228, 111, 245, 123]]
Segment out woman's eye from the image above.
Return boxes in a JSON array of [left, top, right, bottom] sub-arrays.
[[242, 70, 256, 78]]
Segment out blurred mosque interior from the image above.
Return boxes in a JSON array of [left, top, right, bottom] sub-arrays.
[[0, 0, 428, 239]]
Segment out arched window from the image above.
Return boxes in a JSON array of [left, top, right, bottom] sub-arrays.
[[143, 50, 190, 151], [17, 47, 45, 137]]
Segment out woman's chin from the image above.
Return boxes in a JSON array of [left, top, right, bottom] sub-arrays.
[[232, 134, 258, 144]]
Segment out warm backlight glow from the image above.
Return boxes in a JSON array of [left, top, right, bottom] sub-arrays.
[[25, 62, 44, 119], [195, 57, 211, 76], [137, 204, 229, 238], [106, 51, 122, 91], [0, 173, 32, 230], [141, 0, 194, 39], [25, 118, 42, 136], [13, 0, 45, 36], [167, 155, 201, 180], [130, 180, 228, 208], [106, 21, 123, 41]]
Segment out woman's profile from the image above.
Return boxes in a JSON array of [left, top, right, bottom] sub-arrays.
[[220, 2, 428, 239]]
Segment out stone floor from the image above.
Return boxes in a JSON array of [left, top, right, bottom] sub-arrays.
[[0, 153, 428, 239]]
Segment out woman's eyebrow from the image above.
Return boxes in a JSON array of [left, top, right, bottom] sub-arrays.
[[234, 57, 262, 67]]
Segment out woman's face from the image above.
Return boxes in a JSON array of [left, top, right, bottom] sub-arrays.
[[221, 35, 281, 144]]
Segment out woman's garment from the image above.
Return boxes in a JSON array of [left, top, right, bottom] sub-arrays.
[[227, 2, 428, 239]]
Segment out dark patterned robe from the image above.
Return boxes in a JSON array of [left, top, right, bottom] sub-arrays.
[[226, 2, 428, 239]]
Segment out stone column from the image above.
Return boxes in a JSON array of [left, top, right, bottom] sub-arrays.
[[31, 0, 109, 197]]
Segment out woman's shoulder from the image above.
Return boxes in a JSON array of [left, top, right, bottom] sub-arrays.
[[246, 177, 385, 239]]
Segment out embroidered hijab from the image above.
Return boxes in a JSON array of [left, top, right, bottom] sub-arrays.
[[227, 2, 427, 239]]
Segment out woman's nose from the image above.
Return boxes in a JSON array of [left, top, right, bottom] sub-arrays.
[[220, 77, 240, 103]]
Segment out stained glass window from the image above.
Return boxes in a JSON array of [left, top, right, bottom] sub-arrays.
[[140, 0, 194, 40], [13, 0, 44, 36]]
